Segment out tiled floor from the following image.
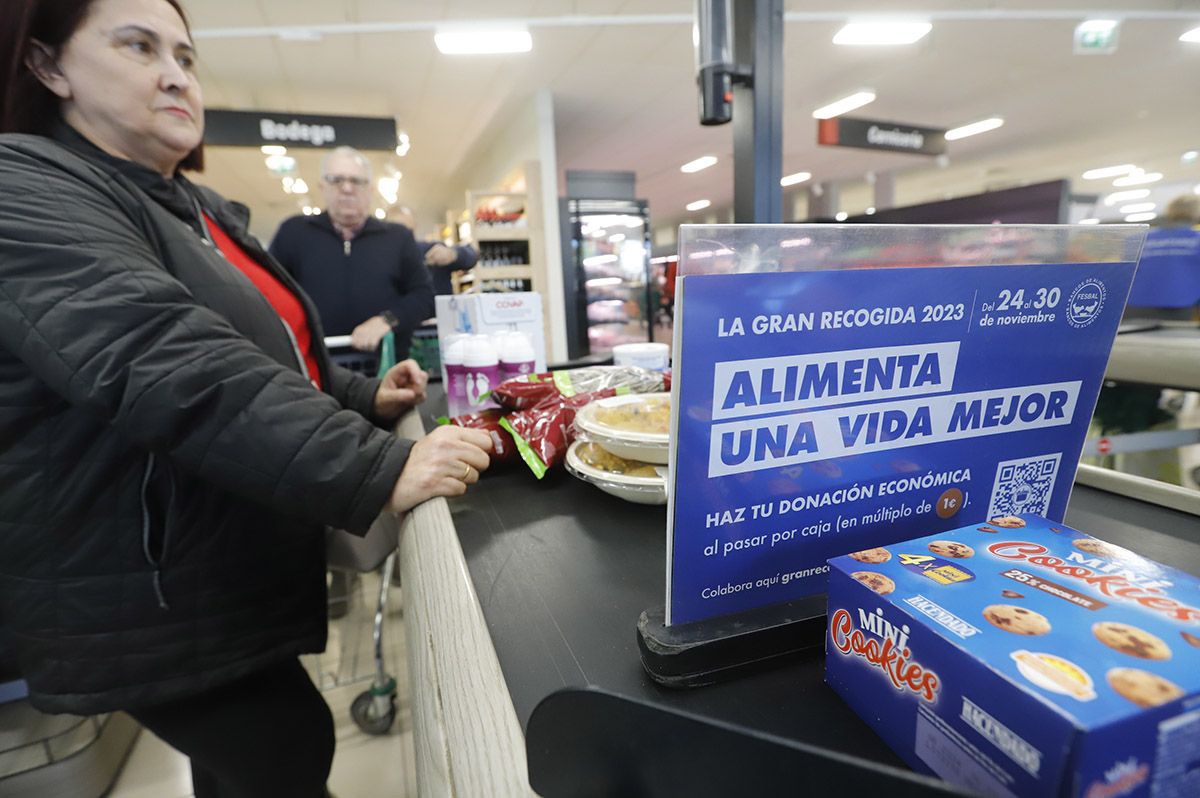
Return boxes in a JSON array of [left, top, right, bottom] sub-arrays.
[[108, 571, 416, 798]]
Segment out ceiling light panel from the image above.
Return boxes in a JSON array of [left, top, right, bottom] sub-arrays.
[[812, 91, 876, 120], [680, 156, 718, 173], [833, 21, 932, 46], [944, 118, 1004, 141], [1112, 171, 1163, 187], [434, 28, 532, 55], [1082, 164, 1136, 180]]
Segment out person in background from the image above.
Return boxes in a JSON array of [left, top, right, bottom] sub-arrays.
[[0, 2, 491, 796], [1124, 194, 1200, 321], [391, 204, 479, 296], [270, 146, 435, 356]]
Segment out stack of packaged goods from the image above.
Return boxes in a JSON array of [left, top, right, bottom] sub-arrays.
[[442, 366, 668, 497], [567, 393, 671, 505]]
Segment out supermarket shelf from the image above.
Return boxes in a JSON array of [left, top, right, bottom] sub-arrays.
[[472, 226, 530, 242]]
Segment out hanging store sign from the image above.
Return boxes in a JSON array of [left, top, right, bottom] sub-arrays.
[[663, 225, 1143, 626], [203, 109, 398, 150], [817, 117, 946, 156]]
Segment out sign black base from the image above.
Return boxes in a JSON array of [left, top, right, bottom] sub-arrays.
[[637, 596, 827, 688]]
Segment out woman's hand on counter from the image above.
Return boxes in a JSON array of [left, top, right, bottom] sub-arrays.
[[374, 359, 429, 421], [389, 425, 493, 513]]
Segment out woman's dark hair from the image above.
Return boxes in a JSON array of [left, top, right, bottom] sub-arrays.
[[0, 0, 204, 171]]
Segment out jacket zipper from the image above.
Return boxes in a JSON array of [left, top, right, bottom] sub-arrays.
[[190, 197, 311, 381], [140, 454, 171, 610], [344, 239, 352, 256]]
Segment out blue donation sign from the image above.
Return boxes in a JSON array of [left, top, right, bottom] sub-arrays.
[[666, 246, 1139, 626]]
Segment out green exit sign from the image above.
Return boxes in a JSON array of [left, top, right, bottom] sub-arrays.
[[1074, 20, 1120, 54]]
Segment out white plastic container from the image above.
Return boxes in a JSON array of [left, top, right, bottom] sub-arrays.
[[498, 331, 537, 383], [442, 334, 470, 416], [462, 335, 500, 411], [612, 342, 670, 372], [565, 441, 667, 505], [573, 392, 670, 464]]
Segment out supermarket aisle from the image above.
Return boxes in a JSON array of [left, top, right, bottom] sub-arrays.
[[108, 571, 416, 797]]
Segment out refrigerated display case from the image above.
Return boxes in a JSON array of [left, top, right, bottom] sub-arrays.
[[562, 199, 653, 358]]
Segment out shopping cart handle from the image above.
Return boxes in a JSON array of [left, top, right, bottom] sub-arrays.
[[324, 335, 353, 348]]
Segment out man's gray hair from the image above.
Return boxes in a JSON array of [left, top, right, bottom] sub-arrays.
[[320, 146, 373, 180]]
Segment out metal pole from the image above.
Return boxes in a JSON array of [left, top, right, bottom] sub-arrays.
[[732, 0, 783, 223]]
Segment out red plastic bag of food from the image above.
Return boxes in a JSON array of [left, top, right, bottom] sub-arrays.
[[499, 388, 618, 478], [492, 366, 667, 412], [440, 409, 516, 463]]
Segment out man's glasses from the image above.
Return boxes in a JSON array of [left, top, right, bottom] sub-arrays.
[[323, 175, 370, 188]]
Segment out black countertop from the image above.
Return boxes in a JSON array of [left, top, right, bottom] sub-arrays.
[[424, 391, 1200, 793]]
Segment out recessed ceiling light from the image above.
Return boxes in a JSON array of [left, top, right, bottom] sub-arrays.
[[1082, 164, 1136, 180], [1182, 151, 1199, 164], [291, 178, 309, 194], [1078, 218, 1100, 224], [1125, 212, 1157, 222], [833, 21, 931, 46], [865, 207, 876, 215], [1118, 202, 1156, 214], [434, 27, 532, 55], [812, 91, 876, 120], [261, 145, 287, 156], [1180, 26, 1200, 43], [1104, 189, 1150, 206], [1112, 170, 1163, 187], [681, 156, 718, 173], [835, 211, 849, 221], [780, 171, 812, 187], [374, 209, 386, 220], [686, 199, 712, 212], [945, 117, 1004, 141]]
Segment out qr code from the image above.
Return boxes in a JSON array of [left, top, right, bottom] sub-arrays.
[[986, 453, 1062, 518]]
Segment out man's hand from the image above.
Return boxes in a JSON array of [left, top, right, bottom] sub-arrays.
[[374, 359, 429, 421], [351, 315, 393, 351], [423, 243, 458, 267]]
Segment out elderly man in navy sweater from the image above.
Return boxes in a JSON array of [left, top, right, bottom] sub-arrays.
[[270, 147, 434, 358]]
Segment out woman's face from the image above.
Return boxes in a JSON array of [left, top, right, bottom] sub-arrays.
[[39, 0, 203, 175]]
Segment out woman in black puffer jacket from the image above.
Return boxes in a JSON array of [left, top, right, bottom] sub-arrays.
[[0, 1, 491, 795]]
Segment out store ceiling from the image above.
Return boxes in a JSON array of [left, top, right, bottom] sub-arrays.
[[185, 0, 1200, 241]]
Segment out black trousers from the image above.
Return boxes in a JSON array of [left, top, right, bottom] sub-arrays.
[[128, 659, 335, 798]]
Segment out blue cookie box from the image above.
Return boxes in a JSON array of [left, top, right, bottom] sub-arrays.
[[825, 514, 1200, 798]]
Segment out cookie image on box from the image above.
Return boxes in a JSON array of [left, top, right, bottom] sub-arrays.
[[983, 604, 1051, 635], [851, 571, 895, 595], [1182, 631, 1200, 649], [928, 540, 974, 558], [1071, 537, 1132, 560], [989, 516, 1027, 529], [849, 547, 891, 564], [1106, 668, 1185, 708], [1093, 622, 1172, 660]]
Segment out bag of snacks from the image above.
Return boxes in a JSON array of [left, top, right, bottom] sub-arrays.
[[499, 389, 618, 478], [491, 366, 667, 412], [440, 409, 516, 463]]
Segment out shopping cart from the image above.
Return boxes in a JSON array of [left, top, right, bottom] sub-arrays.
[[308, 333, 401, 735]]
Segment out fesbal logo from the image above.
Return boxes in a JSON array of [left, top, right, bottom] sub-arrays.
[[1066, 279, 1106, 328]]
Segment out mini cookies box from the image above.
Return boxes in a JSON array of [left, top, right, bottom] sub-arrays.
[[825, 514, 1200, 798]]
